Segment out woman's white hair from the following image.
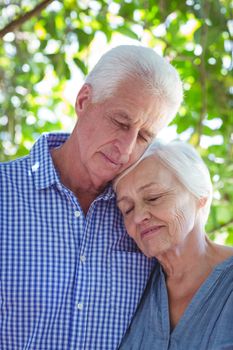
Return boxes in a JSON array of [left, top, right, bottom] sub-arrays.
[[85, 45, 183, 124], [114, 139, 213, 225]]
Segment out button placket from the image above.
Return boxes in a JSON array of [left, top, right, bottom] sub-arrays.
[[74, 210, 81, 218], [77, 302, 83, 310], [80, 255, 86, 263]]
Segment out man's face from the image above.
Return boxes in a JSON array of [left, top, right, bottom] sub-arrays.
[[75, 80, 168, 188]]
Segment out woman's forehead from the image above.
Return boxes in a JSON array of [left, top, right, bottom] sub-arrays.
[[116, 156, 174, 193]]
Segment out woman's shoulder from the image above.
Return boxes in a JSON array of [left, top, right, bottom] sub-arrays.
[[209, 241, 233, 269]]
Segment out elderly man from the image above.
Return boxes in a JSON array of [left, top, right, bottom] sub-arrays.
[[0, 45, 183, 350]]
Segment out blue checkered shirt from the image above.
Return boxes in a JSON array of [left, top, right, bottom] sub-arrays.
[[0, 133, 155, 350]]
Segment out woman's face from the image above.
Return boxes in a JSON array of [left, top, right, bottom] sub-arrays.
[[116, 156, 199, 258]]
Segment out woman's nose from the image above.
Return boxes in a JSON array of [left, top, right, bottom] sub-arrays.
[[134, 205, 151, 225]]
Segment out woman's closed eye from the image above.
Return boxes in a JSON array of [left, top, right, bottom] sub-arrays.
[[124, 206, 134, 215], [149, 197, 159, 201], [118, 204, 134, 216], [146, 195, 161, 203]]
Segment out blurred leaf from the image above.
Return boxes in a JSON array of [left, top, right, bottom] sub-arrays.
[[73, 57, 88, 75], [116, 25, 139, 40]]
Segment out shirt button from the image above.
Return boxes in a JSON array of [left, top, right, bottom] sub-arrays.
[[80, 255, 86, 263], [77, 303, 83, 310], [74, 210, 81, 218]]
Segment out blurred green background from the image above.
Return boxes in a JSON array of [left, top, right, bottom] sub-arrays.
[[0, 0, 232, 243]]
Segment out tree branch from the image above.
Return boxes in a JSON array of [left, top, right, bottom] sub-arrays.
[[195, 0, 210, 146], [0, 0, 54, 39], [159, 0, 166, 23]]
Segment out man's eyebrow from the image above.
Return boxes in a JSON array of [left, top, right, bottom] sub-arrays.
[[113, 112, 156, 138], [113, 111, 131, 121]]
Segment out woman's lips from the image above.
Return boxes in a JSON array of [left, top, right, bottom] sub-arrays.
[[140, 225, 164, 239]]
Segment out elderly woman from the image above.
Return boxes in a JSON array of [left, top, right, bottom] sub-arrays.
[[114, 140, 233, 350]]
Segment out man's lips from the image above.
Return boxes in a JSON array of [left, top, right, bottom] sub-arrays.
[[101, 152, 120, 167], [140, 225, 165, 239]]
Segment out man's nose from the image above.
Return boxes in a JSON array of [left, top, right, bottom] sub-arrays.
[[117, 130, 138, 164]]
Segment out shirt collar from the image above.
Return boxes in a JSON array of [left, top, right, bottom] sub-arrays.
[[30, 132, 70, 190], [97, 184, 116, 201], [29, 132, 117, 200]]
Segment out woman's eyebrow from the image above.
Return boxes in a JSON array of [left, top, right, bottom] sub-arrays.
[[117, 182, 160, 204], [138, 182, 159, 191], [116, 196, 131, 205]]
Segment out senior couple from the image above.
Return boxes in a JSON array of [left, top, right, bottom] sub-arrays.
[[1, 45, 232, 349]]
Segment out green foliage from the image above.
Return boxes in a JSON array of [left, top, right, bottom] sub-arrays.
[[0, 0, 232, 243]]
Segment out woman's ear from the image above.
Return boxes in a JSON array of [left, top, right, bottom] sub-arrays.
[[75, 84, 92, 115], [198, 197, 207, 208]]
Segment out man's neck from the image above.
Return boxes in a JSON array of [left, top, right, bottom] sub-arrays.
[[50, 139, 106, 214]]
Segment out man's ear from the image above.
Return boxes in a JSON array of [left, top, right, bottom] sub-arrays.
[[198, 197, 207, 208], [75, 84, 92, 114]]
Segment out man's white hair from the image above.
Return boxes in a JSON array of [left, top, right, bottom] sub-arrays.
[[114, 139, 213, 225], [85, 45, 183, 124]]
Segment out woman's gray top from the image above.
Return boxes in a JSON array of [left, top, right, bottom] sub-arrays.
[[119, 255, 233, 350]]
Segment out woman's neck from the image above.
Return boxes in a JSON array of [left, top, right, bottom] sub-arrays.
[[156, 228, 232, 281], [157, 229, 233, 329]]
